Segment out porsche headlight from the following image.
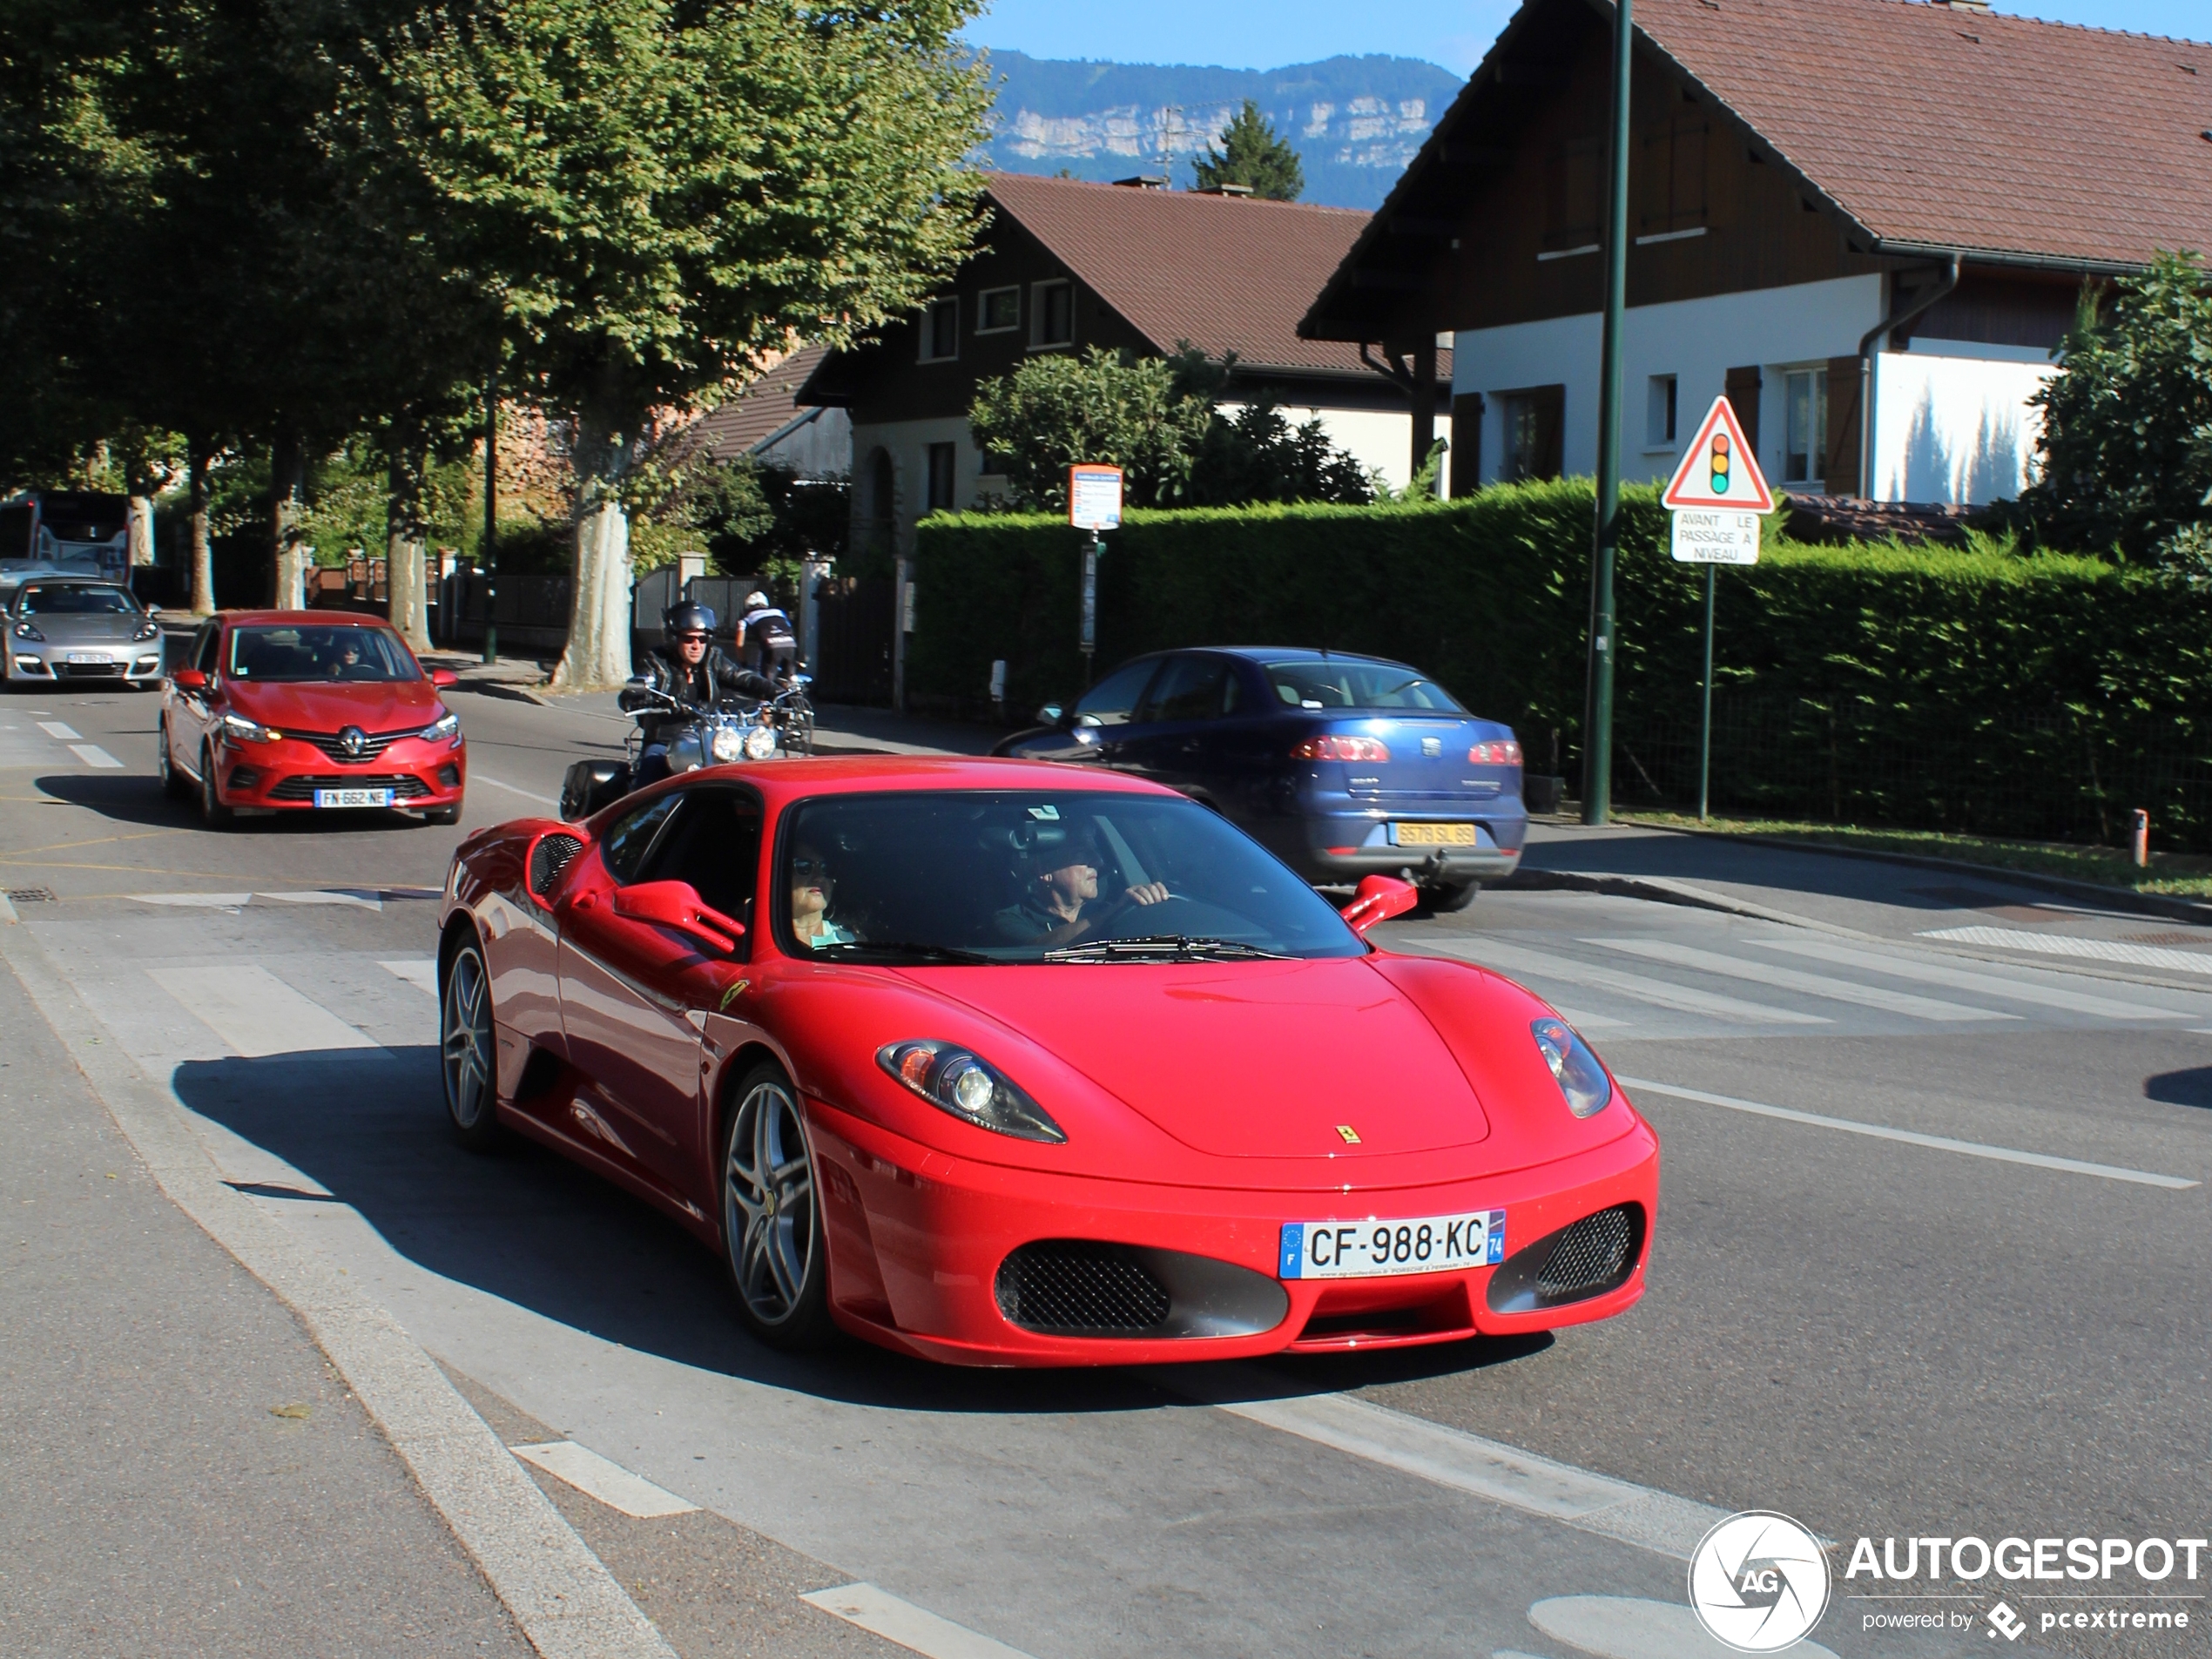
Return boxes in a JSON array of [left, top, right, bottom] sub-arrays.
[[420, 708, 461, 743], [741, 723, 779, 760], [877, 1039, 1067, 1143], [709, 724, 745, 764], [1530, 1017, 1612, 1117], [132, 618, 160, 641], [220, 711, 280, 744], [13, 621, 44, 642]]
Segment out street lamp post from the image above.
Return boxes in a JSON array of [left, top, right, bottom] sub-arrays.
[[482, 374, 499, 666], [1582, 0, 1634, 826]]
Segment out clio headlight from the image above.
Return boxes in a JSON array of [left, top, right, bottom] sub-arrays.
[[877, 1040, 1066, 1143], [1530, 1018, 1613, 1117], [220, 711, 280, 744], [709, 724, 745, 764], [742, 723, 779, 760], [420, 708, 461, 743]]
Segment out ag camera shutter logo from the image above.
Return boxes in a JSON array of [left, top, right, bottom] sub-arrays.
[[1689, 1511, 1831, 1651]]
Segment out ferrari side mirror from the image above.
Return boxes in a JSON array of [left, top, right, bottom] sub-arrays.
[[611, 879, 746, 954], [172, 668, 207, 691], [1340, 873, 1420, 936]]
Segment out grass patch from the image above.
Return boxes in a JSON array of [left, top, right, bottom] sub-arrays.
[[1621, 812, 2212, 900]]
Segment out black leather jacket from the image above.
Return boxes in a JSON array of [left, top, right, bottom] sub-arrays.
[[620, 646, 777, 744]]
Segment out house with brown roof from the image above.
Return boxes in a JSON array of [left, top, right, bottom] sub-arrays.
[[799, 172, 1453, 553], [1302, 0, 2212, 507], [691, 345, 848, 479]]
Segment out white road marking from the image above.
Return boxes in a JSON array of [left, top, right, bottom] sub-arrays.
[[1426, 936, 1829, 1026], [1553, 1006, 1629, 1030], [474, 772, 558, 806], [260, 889, 382, 912], [70, 744, 123, 769], [380, 959, 439, 995], [36, 720, 80, 740], [1752, 934, 2195, 1021], [1529, 1595, 1837, 1659], [1170, 1373, 1726, 1561], [1588, 937, 2013, 1023], [800, 1583, 1038, 1659], [147, 964, 382, 1057], [1620, 1076, 2199, 1189], [131, 893, 253, 908], [509, 1441, 699, 1519], [1919, 924, 2212, 976]]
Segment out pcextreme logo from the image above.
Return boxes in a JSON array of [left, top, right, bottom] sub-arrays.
[[1689, 1511, 1832, 1652]]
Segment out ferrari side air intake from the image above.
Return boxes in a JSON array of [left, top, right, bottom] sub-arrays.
[[995, 1241, 1290, 1339], [1484, 1204, 1645, 1314]]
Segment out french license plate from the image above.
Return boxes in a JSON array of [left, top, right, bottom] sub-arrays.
[[1392, 821, 1480, 846], [65, 652, 108, 664], [1280, 1211, 1506, 1280], [313, 787, 394, 809]]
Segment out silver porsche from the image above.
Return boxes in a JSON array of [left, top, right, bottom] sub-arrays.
[[3, 577, 165, 688]]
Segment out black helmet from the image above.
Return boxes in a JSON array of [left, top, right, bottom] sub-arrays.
[[664, 600, 717, 637]]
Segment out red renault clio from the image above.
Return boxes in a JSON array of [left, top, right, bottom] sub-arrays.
[[158, 611, 466, 826]]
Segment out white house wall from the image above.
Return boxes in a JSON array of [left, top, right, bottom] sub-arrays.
[[1870, 349, 2053, 506], [755, 407, 852, 481], [1219, 404, 1452, 493]]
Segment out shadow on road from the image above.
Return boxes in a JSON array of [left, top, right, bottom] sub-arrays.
[[2144, 1067, 2212, 1110], [170, 1045, 1528, 1415], [37, 772, 431, 833]]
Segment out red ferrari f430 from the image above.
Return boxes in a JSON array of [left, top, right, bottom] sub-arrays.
[[436, 758, 1657, 1365]]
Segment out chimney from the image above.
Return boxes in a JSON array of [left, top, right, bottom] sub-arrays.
[[1196, 183, 1254, 197], [1112, 174, 1170, 189], [1931, 0, 1992, 10]]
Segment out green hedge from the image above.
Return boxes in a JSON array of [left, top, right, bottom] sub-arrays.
[[912, 482, 2212, 849]]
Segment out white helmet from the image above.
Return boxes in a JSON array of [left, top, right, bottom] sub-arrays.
[[744, 590, 771, 610]]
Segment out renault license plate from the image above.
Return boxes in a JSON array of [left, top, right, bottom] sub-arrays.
[[313, 787, 394, 809], [1392, 821, 1480, 846], [1280, 1211, 1505, 1279]]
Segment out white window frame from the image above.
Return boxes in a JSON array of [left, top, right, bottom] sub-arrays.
[[1780, 365, 1828, 488], [1029, 280, 1075, 350], [1643, 374, 1678, 451], [976, 286, 1021, 335], [918, 297, 959, 364]]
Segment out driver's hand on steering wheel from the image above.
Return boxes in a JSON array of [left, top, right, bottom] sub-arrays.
[[1124, 881, 1171, 907]]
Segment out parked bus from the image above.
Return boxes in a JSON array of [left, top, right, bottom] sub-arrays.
[[0, 491, 131, 581]]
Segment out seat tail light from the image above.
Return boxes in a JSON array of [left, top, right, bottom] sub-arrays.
[[1467, 740, 1524, 766], [1291, 735, 1392, 763]]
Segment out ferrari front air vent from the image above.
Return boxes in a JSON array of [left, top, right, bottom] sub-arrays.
[[529, 833, 585, 896], [995, 1242, 1171, 1334], [1484, 1204, 1644, 1315]]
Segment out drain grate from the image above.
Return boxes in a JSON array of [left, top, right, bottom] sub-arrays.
[[2121, 931, 2209, 947], [6, 887, 57, 904]]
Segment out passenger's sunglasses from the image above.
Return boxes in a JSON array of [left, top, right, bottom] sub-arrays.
[[792, 858, 835, 885]]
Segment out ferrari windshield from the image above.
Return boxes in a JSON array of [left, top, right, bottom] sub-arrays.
[[779, 790, 1366, 963], [226, 624, 420, 683]]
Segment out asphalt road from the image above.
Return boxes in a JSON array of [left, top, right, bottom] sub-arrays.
[[4, 681, 2207, 1659]]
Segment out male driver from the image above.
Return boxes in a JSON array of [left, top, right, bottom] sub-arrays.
[[735, 590, 798, 679], [995, 831, 1170, 947], [619, 601, 776, 785]]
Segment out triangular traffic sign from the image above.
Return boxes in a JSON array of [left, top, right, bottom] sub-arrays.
[[1662, 396, 1775, 513]]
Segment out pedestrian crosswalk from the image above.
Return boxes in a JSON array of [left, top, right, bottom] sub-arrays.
[[0, 712, 126, 770]]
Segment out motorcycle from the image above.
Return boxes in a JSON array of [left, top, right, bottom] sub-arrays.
[[557, 682, 785, 820]]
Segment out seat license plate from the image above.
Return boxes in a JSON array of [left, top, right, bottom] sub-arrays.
[[65, 652, 108, 664], [313, 787, 394, 809], [1280, 1211, 1505, 1280], [1392, 821, 1480, 846]]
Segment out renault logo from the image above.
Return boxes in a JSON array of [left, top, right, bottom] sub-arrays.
[[339, 725, 368, 759]]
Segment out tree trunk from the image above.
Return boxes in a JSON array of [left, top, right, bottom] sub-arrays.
[[272, 431, 307, 610], [385, 442, 433, 652], [550, 407, 636, 690], [127, 496, 156, 566], [187, 439, 215, 616]]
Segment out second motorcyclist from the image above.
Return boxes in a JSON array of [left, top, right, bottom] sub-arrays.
[[621, 601, 779, 785]]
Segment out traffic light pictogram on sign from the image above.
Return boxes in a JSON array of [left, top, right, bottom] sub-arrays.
[[1662, 396, 1774, 513]]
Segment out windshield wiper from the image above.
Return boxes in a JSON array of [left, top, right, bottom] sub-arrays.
[[1042, 935, 1292, 962], [810, 940, 998, 966]]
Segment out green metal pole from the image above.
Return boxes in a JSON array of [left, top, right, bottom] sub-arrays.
[[482, 373, 499, 666], [1581, 0, 1634, 826], [1697, 563, 1715, 822]]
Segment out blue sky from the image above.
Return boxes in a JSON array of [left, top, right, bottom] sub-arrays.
[[968, 0, 2209, 78]]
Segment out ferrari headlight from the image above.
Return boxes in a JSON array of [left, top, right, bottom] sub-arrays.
[[420, 708, 461, 743], [1530, 1017, 1612, 1117], [220, 711, 280, 744], [876, 1039, 1067, 1143], [709, 725, 745, 764], [741, 724, 778, 760]]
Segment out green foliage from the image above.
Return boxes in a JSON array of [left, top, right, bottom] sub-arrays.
[[2020, 252, 2212, 563], [913, 482, 2212, 849], [968, 347, 1215, 510], [1190, 99, 1303, 201]]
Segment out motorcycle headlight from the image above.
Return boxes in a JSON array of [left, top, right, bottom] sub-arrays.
[[220, 711, 280, 744], [1530, 1017, 1613, 1117], [420, 708, 461, 743], [742, 724, 779, 760], [876, 1040, 1066, 1143], [709, 725, 745, 764], [13, 622, 44, 642]]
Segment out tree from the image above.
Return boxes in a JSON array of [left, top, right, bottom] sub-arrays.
[[338, 0, 994, 686], [969, 348, 1216, 510], [1190, 101, 1303, 202], [2020, 253, 2212, 563]]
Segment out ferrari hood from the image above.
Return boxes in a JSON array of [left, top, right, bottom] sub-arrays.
[[226, 678, 442, 732], [921, 958, 1490, 1158]]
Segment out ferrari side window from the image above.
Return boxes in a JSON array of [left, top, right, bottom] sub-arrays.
[[638, 790, 762, 934], [602, 794, 681, 884]]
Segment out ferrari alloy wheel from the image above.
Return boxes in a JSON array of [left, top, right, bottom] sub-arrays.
[[442, 940, 502, 1150], [198, 744, 233, 827], [722, 1062, 835, 1349], [158, 718, 187, 799]]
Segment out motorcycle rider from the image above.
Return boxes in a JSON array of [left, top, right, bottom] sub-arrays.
[[736, 589, 799, 679], [621, 601, 777, 785]]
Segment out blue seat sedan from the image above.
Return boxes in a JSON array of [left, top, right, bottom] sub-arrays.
[[990, 647, 1524, 911]]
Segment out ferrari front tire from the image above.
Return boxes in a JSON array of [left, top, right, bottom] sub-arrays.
[[441, 938, 502, 1151], [721, 1061, 835, 1350]]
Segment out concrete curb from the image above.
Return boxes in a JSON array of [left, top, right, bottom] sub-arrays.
[[455, 679, 554, 708], [0, 924, 678, 1659], [1500, 867, 1872, 937]]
